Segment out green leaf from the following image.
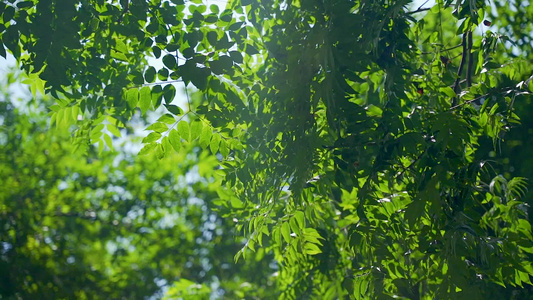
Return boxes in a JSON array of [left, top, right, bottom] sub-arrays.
[[138, 142, 157, 155], [111, 50, 129, 62], [209, 55, 233, 75], [151, 85, 163, 108], [158, 68, 169, 81], [303, 242, 322, 255], [440, 86, 456, 97], [71, 105, 79, 122], [209, 133, 220, 153], [199, 126, 212, 149], [144, 67, 156, 83], [114, 38, 128, 54], [245, 44, 259, 55], [107, 124, 121, 138], [157, 113, 176, 124], [90, 123, 104, 141], [229, 51, 243, 64], [3, 6, 15, 23], [163, 84, 176, 104], [163, 54, 177, 69], [168, 129, 181, 152], [177, 120, 190, 141], [303, 228, 323, 245], [146, 122, 168, 133], [155, 143, 165, 159], [230, 197, 244, 208], [272, 227, 281, 245], [152, 46, 161, 58], [281, 222, 291, 244], [294, 211, 305, 229], [165, 104, 183, 115], [139, 86, 152, 114], [219, 139, 229, 158], [405, 199, 425, 229], [142, 132, 162, 143], [190, 120, 203, 141], [366, 105, 382, 117], [161, 136, 172, 155], [126, 88, 139, 108], [289, 217, 300, 235], [103, 133, 113, 150], [207, 31, 218, 46], [489, 103, 500, 115]]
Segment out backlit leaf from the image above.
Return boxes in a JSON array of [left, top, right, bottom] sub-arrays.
[[209, 133, 220, 153], [190, 120, 203, 141], [177, 120, 190, 141], [139, 86, 152, 114], [142, 132, 162, 143], [199, 126, 212, 149], [168, 129, 181, 151]]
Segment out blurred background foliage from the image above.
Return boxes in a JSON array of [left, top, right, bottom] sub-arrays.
[[0, 69, 275, 299]]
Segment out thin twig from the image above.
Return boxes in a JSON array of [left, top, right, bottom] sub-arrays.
[[419, 44, 462, 55], [141, 79, 184, 87], [449, 93, 488, 110], [452, 32, 469, 106], [443, 44, 463, 52], [408, 0, 431, 14], [407, 7, 430, 14], [449, 89, 532, 110]]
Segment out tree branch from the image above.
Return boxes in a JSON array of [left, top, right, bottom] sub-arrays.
[[408, 0, 430, 14], [420, 44, 462, 55], [449, 93, 488, 110], [407, 7, 430, 14], [466, 31, 474, 87], [452, 32, 469, 106]]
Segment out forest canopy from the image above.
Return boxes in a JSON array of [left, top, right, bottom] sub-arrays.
[[1, 0, 533, 299]]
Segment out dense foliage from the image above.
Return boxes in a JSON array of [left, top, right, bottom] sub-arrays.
[[1, 0, 532, 298]]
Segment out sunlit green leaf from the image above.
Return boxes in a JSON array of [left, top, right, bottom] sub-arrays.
[[126, 88, 139, 108], [303, 242, 322, 255], [209, 133, 220, 154], [177, 120, 190, 141], [142, 132, 162, 143], [281, 222, 291, 244], [199, 126, 212, 149], [190, 120, 203, 141], [138, 142, 157, 155], [107, 124, 121, 138], [168, 129, 181, 151], [219, 139, 229, 158], [146, 122, 168, 133], [139, 86, 152, 114]]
